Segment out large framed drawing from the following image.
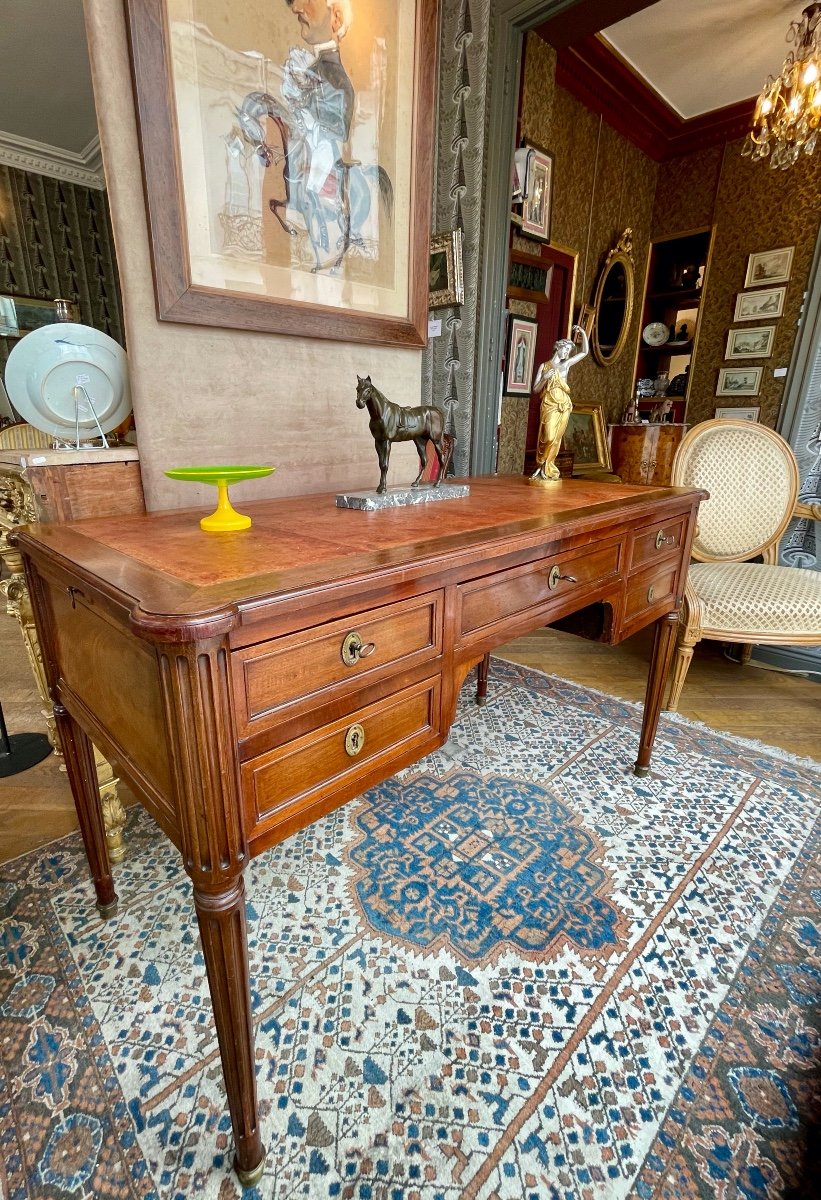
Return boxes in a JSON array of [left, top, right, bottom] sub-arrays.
[[125, 0, 436, 346]]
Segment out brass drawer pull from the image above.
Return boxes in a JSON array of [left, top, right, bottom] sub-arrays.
[[344, 723, 366, 757], [340, 631, 376, 666], [547, 565, 578, 590], [655, 529, 676, 550], [647, 584, 656, 603]]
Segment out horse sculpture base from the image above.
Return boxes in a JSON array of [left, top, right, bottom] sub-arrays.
[[336, 482, 470, 512]]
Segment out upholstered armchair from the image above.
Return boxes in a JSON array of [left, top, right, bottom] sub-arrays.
[[667, 418, 821, 711]]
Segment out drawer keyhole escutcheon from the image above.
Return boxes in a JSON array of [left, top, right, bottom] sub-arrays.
[[647, 584, 656, 603], [341, 631, 376, 666], [547, 566, 578, 591], [655, 530, 675, 550], [345, 723, 366, 757]]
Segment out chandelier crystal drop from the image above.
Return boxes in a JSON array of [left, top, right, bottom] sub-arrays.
[[742, 2, 821, 169]]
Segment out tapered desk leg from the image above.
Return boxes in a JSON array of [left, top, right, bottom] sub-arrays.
[[54, 703, 118, 918], [634, 610, 679, 777], [476, 652, 490, 707], [193, 877, 264, 1186]]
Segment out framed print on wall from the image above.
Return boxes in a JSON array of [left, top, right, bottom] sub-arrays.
[[428, 230, 464, 310], [725, 325, 775, 359], [520, 148, 554, 242], [734, 288, 786, 321], [504, 316, 538, 394], [744, 246, 794, 287], [717, 366, 763, 397], [124, 0, 436, 347], [715, 406, 760, 421]]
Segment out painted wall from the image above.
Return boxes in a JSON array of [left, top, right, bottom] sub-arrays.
[[0, 165, 122, 374], [83, 0, 423, 511], [652, 142, 821, 429]]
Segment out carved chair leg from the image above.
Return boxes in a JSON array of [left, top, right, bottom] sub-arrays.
[[476, 653, 490, 707], [193, 877, 265, 1186], [635, 610, 679, 776], [666, 626, 701, 713], [54, 704, 118, 918]]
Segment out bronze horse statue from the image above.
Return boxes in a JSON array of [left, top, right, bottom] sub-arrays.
[[356, 376, 452, 494]]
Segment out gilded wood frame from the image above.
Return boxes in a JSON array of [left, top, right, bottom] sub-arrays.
[[124, 0, 437, 347], [590, 229, 634, 367]]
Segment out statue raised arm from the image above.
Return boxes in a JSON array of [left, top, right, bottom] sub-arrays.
[[530, 325, 590, 484]]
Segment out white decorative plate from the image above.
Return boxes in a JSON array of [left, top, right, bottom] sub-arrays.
[[4, 322, 131, 440], [642, 322, 670, 347]]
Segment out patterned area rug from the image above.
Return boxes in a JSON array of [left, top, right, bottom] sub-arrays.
[[1, 660, 820, 1200]]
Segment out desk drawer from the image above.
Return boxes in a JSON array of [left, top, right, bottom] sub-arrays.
[[242, 677, 440, 840], [624, 561, 679, 626], [459, 542, 621, 638], [235, 592, 442, 730], [630, 515, 687, 572]]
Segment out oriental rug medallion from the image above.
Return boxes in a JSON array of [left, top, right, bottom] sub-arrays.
[[1, 661, 819, 1199]]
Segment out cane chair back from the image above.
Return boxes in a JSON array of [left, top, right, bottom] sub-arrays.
[[671, 419, 799, 563], [0, 422, 51, 450]]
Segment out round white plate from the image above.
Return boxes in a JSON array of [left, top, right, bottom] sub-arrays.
[[4, 322, 131, 439], [642, 321, 670, 347]]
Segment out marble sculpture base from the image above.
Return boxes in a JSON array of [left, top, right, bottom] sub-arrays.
[[336, 482, 470, 511]]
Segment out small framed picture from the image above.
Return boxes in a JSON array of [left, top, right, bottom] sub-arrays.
[[504, 316, 538, 395], [734, 288, 786, 321], [717, 366, 763, 396], [561, 399, 611, 473], [745, 246, 794, 287], [428, 230, 464, 310], [715, 406, 760, 421], [520, 148, 554, 242], [725, 325, 775, 359]]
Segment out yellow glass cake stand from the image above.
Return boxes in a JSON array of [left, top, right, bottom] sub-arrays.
[[165, 466, 274, 532]]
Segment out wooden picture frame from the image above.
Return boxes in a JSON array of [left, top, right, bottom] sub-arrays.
[[734, 288, 785, 321], [124, 0, 436, 347], [562, 400, 611, 473], [725, 325, 775, 359], [744, 246, 794, 288], [716, 366, 763, 397], [428, 230, 464, 310], [504, 316, 538, 395], [520, 147, 554, 242]]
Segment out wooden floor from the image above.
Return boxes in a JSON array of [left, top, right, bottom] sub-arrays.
[[1, 611, 818, 865]]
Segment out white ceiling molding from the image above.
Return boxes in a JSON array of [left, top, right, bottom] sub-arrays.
[[0, 130, 105, 190]]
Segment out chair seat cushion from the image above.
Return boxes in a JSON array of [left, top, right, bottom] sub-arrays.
[[690, 561, 821, 639]]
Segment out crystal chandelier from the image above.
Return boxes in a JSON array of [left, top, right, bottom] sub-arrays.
[[742, 2, 821, 168]]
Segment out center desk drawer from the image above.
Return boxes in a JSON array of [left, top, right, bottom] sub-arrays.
[[235, 591, 443, 731], [458, 541, 621, 639], [242, 676, 440, 843]]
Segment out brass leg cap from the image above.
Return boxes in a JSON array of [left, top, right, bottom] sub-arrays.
[[97, 898, 119, 920], [476, 695, 488, 707], [633, 764, 650, 778], [235, 1150, 266, 1188]]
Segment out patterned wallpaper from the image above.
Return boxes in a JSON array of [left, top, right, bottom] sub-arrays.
[[652, 144, 821, 429], [0, 166, 123, 374], [422, 0, 492, 475]]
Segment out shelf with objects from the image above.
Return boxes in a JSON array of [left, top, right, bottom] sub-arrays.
[[632, 227, 713, 425]]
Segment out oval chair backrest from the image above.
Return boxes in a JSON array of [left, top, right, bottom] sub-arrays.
[[671, 419, 799, 562], [0, 421, 51, 450]]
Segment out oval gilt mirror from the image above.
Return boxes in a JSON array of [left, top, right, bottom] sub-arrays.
[[591, 229, 634, 367]]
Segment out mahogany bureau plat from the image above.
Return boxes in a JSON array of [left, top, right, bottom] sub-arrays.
[[13, 474, 703, 1184]]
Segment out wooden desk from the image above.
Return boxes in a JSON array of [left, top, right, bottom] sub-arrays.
[[14, 475, 702, 1184]]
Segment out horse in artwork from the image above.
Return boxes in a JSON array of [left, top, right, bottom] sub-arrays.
[[355, 375, 451, 495]]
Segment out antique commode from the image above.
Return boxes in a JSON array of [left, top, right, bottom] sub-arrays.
[[13, 474, 703, 1183]]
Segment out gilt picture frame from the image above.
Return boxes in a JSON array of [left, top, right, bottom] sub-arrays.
[[734, 288, 786, 321], [520, 147, 554, 243], [725, 325, 775, 359], [561, 399, 611, 473], [744, 246, 794, 287], [124, 0, 436, 346], [428, 230, 464, 310], [716, 366, 763, 397]]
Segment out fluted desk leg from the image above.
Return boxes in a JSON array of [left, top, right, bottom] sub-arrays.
[[635, 610, 679, 777]]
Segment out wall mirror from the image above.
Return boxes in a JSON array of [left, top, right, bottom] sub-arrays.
[[591, 229, 634, 366]]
